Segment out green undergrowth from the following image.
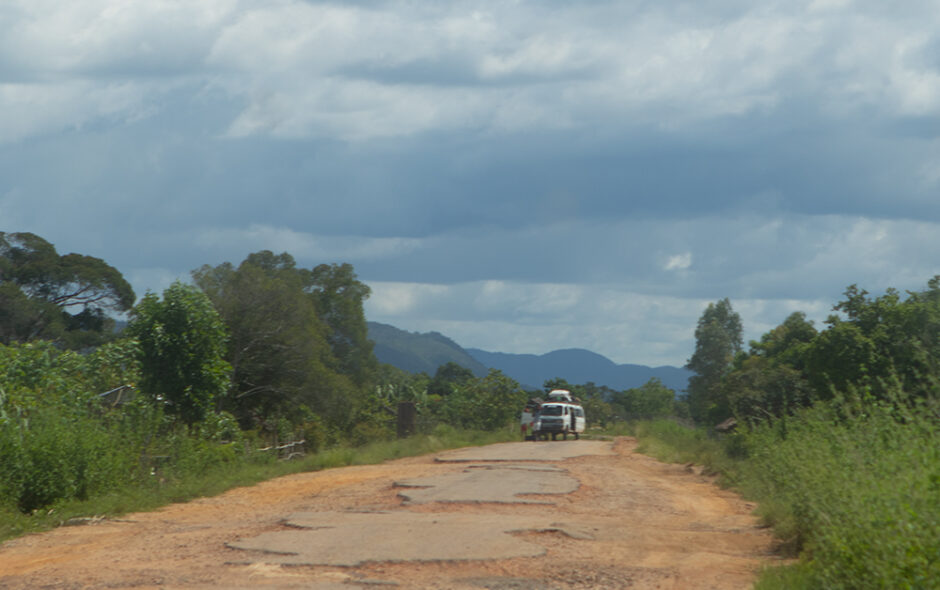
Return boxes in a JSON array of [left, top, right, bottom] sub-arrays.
[[629, 400, 940, 590], [0, 424, 516, 544]]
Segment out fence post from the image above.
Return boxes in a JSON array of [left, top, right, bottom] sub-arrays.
[[397, 401, 417, 438]]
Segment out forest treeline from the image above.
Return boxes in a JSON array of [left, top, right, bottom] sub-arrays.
[[0, 231, 681, 519], [655, 280, 940, 589], [683, 281, 940, 428], [0, 232, 530, 519]]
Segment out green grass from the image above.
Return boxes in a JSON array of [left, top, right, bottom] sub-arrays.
[[633, 420, 726, 468], [626, 405, 940, 590], [0, 424, 517, 543]]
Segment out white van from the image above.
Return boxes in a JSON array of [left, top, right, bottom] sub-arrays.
[[521, 389, 586, 441]]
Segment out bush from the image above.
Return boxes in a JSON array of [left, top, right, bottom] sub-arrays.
[[0, 412, 133, 513], [632, 399, 940, 589], [740, 400, 940, 588]]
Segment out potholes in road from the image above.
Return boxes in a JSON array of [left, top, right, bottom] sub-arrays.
[[229, 442, 610, 569]]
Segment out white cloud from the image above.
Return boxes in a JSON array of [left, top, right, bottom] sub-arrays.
[[2, 0, 939, 143], [366, 282, 451, 316], [664, 253, 692, 271], [125, 267, 186, 298]]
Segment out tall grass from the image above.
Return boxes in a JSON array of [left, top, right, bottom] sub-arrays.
[[745, 400, 940, 589], [629, 400, 940, 590], [633, 420, 729, 472]]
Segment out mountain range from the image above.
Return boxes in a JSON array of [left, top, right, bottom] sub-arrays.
[[368, 322, 489, 377], [368, 322, 692, 393]]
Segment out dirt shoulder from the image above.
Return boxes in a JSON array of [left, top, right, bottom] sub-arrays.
[[0, 438, 778, 589]]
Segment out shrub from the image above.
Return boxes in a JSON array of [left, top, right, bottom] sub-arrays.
[[631, 397, 939, 589], [0, 412, 133, 513], [740, 400, 939, 588]]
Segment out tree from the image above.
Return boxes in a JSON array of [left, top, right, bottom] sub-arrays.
[[127, 282, 230, 424], [685, 298, 742, 425], [192, 253, 369, 431], [613, 378, 677, 420], [428, 362, 475, 397], [438, 370, 527, 430], [724, 356, 814, 425], [800, 279, 940, 401], [719, 311, 817, 425], [194, 256, 336, 427], [0, 232, 135, 346], [0, 283, 52, 344], [308, 263, 378, 387], [750, 312, 817, 369], [543, 377, 576, 394], [571, 382, 617, 427]]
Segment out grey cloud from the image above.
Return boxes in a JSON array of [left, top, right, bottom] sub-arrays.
[[3, 0, 940, 367], [338, 57, 484, 87]]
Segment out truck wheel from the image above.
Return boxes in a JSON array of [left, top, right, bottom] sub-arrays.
[[574, 432, 580, 440], [550, 432, 557, 441], [563, 431, 568, 440]]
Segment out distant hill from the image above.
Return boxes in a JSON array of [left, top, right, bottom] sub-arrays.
[[368, 322, 692, 393], [368, 322, 489, 377], [466, 348, 692, 393]]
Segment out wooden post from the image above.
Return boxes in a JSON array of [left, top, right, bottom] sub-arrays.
[[397, 401, 417, 438]]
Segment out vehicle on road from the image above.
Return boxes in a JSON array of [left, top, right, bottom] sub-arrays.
[[521, 389, 585, 441]]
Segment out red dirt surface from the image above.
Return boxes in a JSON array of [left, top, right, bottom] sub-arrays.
[[0, 438, 779, 589]]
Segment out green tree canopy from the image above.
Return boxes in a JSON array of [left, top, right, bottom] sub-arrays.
[[428, 362, 476, 396], [724, 356, 814, 425], [0, 232, 135, 346], [436, 369, 527, 430], [308, 263, 378, 386], [127, 282, 230, 424], [750, 311, 817, 368], [717, 276, 940, 425], [192, 253, 374, 431], [612, 378, 677, 421], [685, 298, 742, 425], [193, 256, 342, 427], [803, 278, 940, 400]]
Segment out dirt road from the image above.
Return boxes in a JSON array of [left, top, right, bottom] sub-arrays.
[[0, 438, 777, 589]]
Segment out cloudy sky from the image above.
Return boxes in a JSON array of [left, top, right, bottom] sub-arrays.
[[2, 0, 939, 367]]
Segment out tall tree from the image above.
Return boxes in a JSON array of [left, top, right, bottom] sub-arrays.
[[722, 311, 817, 424], [0, 283, 52, 344], [308, 263, 377, 386], [127, 282, 230, 424], [192, 253, 367, 430], [685, 298, 742, 424], [0, 232, 134, 346]]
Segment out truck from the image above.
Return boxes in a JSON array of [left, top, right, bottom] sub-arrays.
[[520, 389, 586, 441]]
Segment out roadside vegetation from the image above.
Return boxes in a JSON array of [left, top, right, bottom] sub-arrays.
[[616, 278, 940, 590], [0, 411, 515, 543], [0, 233, 523, 542]]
